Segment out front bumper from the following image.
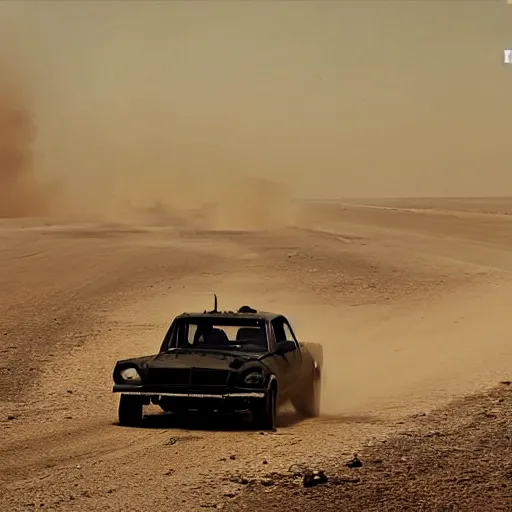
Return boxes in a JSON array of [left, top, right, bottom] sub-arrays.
[[113, 384, 266, 411], [113, 386, 265, 399]]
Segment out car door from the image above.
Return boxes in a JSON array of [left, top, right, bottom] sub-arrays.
[[281, 319, 302, 383], [271, 317, 301, 397]]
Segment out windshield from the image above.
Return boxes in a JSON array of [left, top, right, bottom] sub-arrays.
[[169, 318, 268, 352]]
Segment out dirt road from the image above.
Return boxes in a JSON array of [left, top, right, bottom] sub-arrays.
[[1, 199, 512, 511]]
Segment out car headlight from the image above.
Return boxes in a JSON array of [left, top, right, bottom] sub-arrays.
[[120, 367, 141, 383], [243, 371, 265, 386]]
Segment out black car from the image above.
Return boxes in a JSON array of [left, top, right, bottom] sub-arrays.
[[112, 300, 323, 430]]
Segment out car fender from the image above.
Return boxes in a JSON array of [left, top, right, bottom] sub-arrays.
[[300, 342, 323, 369]]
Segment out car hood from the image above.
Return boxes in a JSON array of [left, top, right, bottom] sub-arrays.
[[144, 349, 265, 371]]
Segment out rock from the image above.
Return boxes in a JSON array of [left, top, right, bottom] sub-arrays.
[[346, 456, 362, 468], [7, 415, 15, 421], [263, 460, 268, 465], [303, 470, 328, 488], [229, 455, 236, 460], [230, 476, 249, 485], [261, 478, 274, 487]]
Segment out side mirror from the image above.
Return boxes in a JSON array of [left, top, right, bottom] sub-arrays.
[[275, 340, 296, 356]]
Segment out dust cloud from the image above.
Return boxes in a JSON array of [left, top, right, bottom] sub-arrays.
[[1, 1, 511, 222], [0, 59, 53, 218]]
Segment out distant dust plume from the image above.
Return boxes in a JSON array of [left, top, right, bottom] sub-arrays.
[[0, 64, 51, 218]]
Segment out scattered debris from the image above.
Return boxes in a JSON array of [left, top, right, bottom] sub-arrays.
[[346, 455, 362, 468], [303, 470, 328, 488], [230, 476, 249, 485]]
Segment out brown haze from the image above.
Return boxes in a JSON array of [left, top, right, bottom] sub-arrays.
[[0, 0, 510, 222]]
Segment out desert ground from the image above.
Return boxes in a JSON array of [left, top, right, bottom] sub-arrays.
[[1, 198, 512, 511]]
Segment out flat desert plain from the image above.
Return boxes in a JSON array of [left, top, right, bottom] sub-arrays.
[[1, 197, 512, 511]]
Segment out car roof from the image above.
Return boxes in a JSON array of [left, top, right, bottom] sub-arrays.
[[174, 311, 282, 322]]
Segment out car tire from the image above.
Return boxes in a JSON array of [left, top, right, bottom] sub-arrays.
[[118, 394, 144, 426], [253, 389, 277, 431], [292, 364, 321, 418]]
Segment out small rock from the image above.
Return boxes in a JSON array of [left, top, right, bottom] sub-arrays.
[[164, 469, 175, 476], [224, 493, 236, 499], [346, 456, 362, 469], [67, 390, 73, 394], [230, 476, 249, 485], [303, 470, 328, 488], [7, 415, 15, 421], [262, 460, 268, 465], [261, 478, 274, 487], [229, 455, 236, 460]]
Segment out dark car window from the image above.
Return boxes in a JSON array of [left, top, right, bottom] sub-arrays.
[[282, 322, 296, 342], [272, 318, 297, 345]]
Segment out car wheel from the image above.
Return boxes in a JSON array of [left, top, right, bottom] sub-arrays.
[[118, 394, 144, 426], [292, 364, 321, 418], [253, 389, 276, 431]]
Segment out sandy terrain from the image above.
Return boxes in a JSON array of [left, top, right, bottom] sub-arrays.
[[1, 198, 512, 511]]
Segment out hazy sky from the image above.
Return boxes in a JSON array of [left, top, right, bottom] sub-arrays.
[[1, 0, 511, 200]]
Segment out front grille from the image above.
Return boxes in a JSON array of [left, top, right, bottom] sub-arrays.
[[147, 368, 230, 387], [148, 368, 190, 386], [190, 369, 229, 386]]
